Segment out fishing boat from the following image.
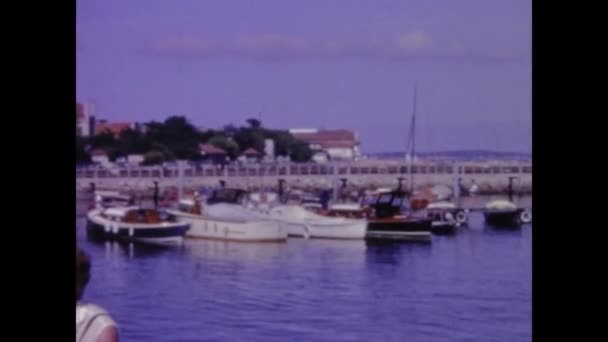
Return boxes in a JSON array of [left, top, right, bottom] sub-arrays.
[[267, 205, 367, 239], [365, 188, 433, 242], [167, 189, 287, 242], [364, 83, 432, 242], [86, 207, 189, 245]]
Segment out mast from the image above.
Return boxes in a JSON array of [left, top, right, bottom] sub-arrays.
[[406, 82, 418, 193]]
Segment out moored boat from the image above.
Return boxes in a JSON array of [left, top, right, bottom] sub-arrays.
[[483, 200, 529, 228], [425, 201, 468, 235], [268, 205, 367, 239], [168, 199, 287, 242], [365, 189, 433, 242], [86, 207, 189, 245]]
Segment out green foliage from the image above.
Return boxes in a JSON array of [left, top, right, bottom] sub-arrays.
[[80, 116, 313, 163], [207, 135, 239, 159], [76, 136, 91, 164], [142, 150, 165, 165]]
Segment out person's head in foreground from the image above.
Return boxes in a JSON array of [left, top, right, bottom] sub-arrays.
[[76, 247, 119, 342]]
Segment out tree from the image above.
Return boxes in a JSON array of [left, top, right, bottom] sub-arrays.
[[234, 127, 264, 156], [89, 132, 120, 161], [76, 136, 91, 164], [246, 118, 262, 129], [289, 141, 313, 162], [207, 135, 239, 159], [142, 150, 165, 165], [145, 116, 201, 160], [117, 128, 147, 156]]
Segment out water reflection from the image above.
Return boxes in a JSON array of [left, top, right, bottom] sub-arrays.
[[85, 239, 181, 259], [365, 240, 432, 266]]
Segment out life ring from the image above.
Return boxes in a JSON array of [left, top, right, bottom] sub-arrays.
[[455, 210, 468, 224], [520, 210, 532, 224]]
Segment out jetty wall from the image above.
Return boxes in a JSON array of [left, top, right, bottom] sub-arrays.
[[76, 160, 532, 195]]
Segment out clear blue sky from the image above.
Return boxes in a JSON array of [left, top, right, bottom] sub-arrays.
[[77, 0, 531, 154]]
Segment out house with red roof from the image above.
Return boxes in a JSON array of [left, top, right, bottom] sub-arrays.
[[240, 147, 262, 163], [289, 129, 361, 161], [199, 143, 228, 164]]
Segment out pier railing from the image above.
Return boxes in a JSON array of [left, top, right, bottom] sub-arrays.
[[76, 160, 531, 179]]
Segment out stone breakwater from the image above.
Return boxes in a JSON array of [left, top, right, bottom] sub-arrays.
[[76, 160, 532, 196]]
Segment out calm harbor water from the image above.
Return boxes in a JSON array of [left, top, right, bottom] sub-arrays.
[[76, 195, 531, 342]]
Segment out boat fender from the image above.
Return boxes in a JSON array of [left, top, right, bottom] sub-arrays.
[[104, 224, 111, 233], [520, 210, 532, 224], [112, 224, 119, 234], [455, 210, 468, 224], [129, 228, 134, 237]]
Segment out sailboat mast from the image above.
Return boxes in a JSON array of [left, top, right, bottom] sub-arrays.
[[408, 82, 418, 193]]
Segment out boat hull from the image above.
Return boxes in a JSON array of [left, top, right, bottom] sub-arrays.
[[366, 218, 433, 242], [484, 209, 523, 228], [430, 221, 458, 235], [280, 220, 367, 239], [168, 210, 287, 242], [86, 212, 189, 246]]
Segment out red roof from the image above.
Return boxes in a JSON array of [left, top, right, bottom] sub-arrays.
[[95, 122, 132, 137], [199, 144, 227, 154], [292, 130, 357, 148], [242, 147, 261, 156]]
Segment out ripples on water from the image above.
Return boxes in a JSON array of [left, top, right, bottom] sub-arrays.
[[77, 196, 531, 342]]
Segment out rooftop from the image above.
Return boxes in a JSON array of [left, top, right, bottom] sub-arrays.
[[199, 143, 227, 154]]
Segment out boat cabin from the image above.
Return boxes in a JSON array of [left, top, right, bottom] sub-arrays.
[[101, 207, 175, 224], [207, 188, 249, 205], [177, 199, 203, 215], [372, 189, 408, 219]]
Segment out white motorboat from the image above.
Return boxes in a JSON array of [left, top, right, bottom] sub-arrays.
[[167, 193, 287, 242], [267, 205, 367, 239]]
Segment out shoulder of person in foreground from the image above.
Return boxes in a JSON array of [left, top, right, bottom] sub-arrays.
[[96, 324, 119, 342], [77, 303, 119, 342]]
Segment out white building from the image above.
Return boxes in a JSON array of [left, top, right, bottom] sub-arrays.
[[76, 102, 95, 137], [289, 129, 361, 161]]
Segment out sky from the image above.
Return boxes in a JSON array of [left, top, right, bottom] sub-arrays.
[[77, 0, 531, 154]]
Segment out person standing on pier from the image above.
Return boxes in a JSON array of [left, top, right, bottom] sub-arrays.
[[76, 247, 119, 342]]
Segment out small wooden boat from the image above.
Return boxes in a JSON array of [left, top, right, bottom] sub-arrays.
[[86, 207, 189, 245]]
